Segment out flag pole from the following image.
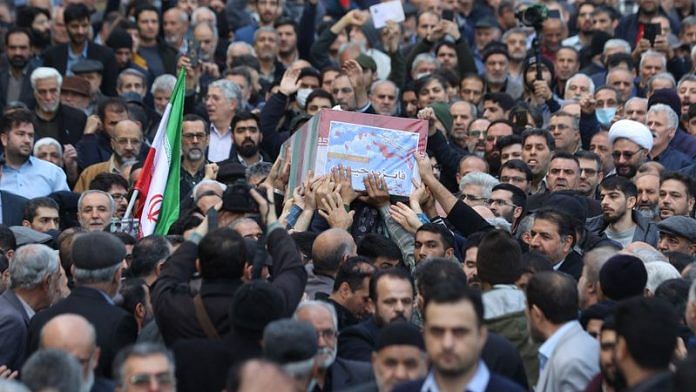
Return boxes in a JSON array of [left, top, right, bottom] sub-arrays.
[[123, 189, 139, 220]]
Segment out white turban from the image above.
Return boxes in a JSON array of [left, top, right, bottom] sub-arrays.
[[608, 119, 653, 151]]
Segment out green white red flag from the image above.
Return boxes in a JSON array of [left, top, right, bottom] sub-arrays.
[[134, 69, 185, 236]]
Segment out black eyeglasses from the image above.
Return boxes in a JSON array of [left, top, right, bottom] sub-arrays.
[[611, 149, 642, 160]]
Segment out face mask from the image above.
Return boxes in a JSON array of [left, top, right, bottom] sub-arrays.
[[596, 107, 617, 127], [296, 88, 312, 108]]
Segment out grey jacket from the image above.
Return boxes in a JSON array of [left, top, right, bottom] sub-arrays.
[[585, 210, 659, 247]]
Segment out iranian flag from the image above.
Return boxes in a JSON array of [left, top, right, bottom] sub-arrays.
[[134, 69, 186, 236]]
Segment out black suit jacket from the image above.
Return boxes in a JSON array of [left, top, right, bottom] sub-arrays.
[[0, 65, 35, 112], [1, 191, 28, 226], [27, 286, 138, 378], [337, 317, 381, 362], [42, 42, 118, 96], [33, 104, 86, 146], [558, 251, 583, 281], [393, 371, 527, 392], [327, 357, 374, 391]]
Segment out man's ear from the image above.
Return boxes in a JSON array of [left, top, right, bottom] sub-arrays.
[[445, 247, 454, 259], [242, 262, 253, 282], [195, 259, 201, 273], [560, 234, 574, 255], [338, 282, 352, 299], [513, 206, 523, 220], [21, 220, 31, 228], [135, 302, 145, 320]]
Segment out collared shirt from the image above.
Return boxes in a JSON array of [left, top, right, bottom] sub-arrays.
[[0, 156, 69, 199], [538, 321, 577, 374], [208, 124, 232, 162], [66, 44, 88, 76], [15, 292, 36, 319], [236, 153, 263, 167], [421, 360, 490, 392]]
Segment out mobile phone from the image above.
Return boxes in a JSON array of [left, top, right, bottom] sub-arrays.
[[644, 23, 661, 46], [187, 39, 200, 67], [442, 9, 454, 21]]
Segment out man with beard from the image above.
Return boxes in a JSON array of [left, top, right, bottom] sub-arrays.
[[608, 119, 652, 179], [546, 153, 580, 192], [647, 104, 692, 171], [465, 118, 490, 158], [338, 268, 415, 362], [369, 81, 399, 116], [39, 314, 113, 392], [482, 43, 523, 100], [586, 176, 659, 248], [526, 271, 599, 392], [88, 173, 130, 220], [74, 120, 143, 193], [30, 67, 86, 147], [294, 301, 373, 391], [0, 28, 36, 113], [612, 297, 678, 391], [235, 0, 283, 44], [634, 173, 661, 220], [540, 17, 566, 62], [15, 7, 52, 55], [42, 4, 118, 96], [502, 28, 528, 83], [224, 111, 266, 167], [180, 115, 210, 202], [163, 7, 189, 55], [0, 108, 69, 199], [658, 172, 695, 220], [370, 322, 428, 392], [529, 208, 583, 280], [563, 2, 595, 50], [449, 101, 476, 153], [394, 282, 525, 392], [488, 184, 526, 234], [585, 318, 623, 392]]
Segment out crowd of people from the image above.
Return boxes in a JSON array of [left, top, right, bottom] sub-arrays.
[[1, 0, 696, 391]]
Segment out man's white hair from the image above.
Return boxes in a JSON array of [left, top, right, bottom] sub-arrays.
[[30, 67, 62, 90]]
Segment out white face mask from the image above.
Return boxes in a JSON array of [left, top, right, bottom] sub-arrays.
[[296, 88, 313, 108]]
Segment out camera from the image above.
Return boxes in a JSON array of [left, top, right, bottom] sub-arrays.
[[515, 4, 548, 30], [222, 179, 267, 213]]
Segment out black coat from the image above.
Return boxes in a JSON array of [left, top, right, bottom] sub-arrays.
[[1, 191, 28, 226], [31, 104, 86, 146], [558, 251, 583, 281], [42, 42, 118, 96], [27, 287, 138, 378], [0, 65, 35, 112], [482, 332, 529, 389], [322, 357, 374, 391], [337, 316, 381, 362], [173, 330, 262, 392], [151, 227, 307, 345]]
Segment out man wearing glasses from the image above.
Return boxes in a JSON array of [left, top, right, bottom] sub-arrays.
[[488, 183, 527, 234], [114, 343, 176, 392], [607, 119, 652, 179]]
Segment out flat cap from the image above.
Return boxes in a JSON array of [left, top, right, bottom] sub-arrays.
[[61, 76, 91, 97], [72, 232, 126, 270], [71, 59, 103, 74], [599, 254, 647, 301], [10, 226, 52, 247], [657, 216, 696, 243], [475, 15, 500, 29]]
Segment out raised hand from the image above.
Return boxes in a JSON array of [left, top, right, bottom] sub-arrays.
[[389, 202, 423, 234], [279, 67, 302, 96], [318, 192, 355, 229], [332, 164, 359, 205], [360, 173, 390, 208]]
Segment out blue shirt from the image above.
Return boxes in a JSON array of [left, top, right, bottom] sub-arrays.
[[420, 360, 490, 392], [0, 156, 69, 199], [66, 44, 88, 76], [538, 321, 577, 374]]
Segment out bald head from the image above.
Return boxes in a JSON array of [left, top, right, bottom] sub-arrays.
[[40, 314, 97, 355], [311, 229, 356, 276]]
